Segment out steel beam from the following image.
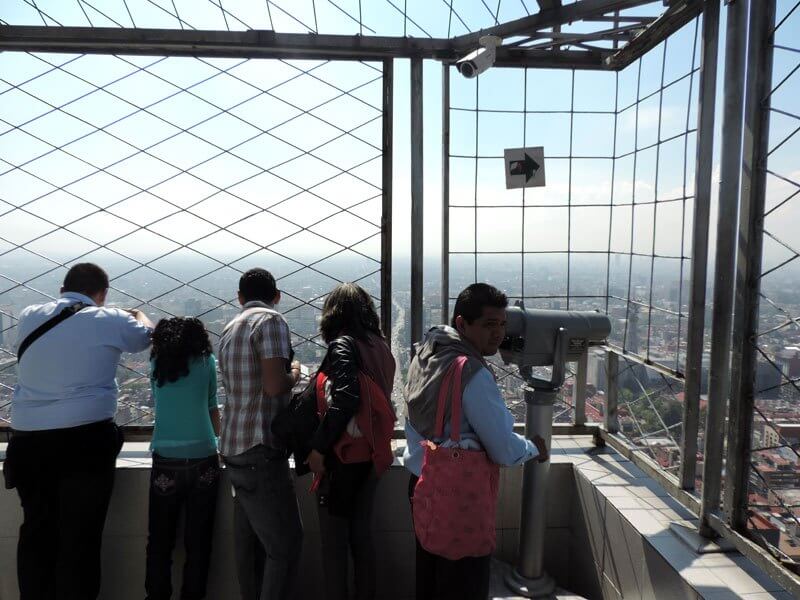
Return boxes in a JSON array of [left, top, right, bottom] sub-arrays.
[[380, 59, 394, 339], [493, 48, 608, 70], [574, 353, 589, 426], [605, 0, 704, 69], [451, 0, 659, 51], [0, 25, 450, 60], [410, 58, 424, 346], [536, 0, 563, 9], [0, 25, 612, 70], [441, 64, 451, 326], [699, 0, 748, 539], [725, 0, 776, 531], [606, 351, 620, 433], [679, 0, 719, 492]]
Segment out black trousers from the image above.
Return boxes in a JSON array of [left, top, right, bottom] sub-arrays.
[[408, 475, 492, 600], [145, 453, 221, 600], [316, 463, 378, 600], [6, 419, 122, 600]]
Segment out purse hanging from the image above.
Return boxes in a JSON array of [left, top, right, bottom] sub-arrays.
[[411, 356, 501, 560]]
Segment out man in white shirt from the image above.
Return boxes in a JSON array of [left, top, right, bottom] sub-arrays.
[[6, 263, 153, 600]]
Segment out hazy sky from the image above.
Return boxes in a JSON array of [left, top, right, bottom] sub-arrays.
[[0, 0, 798, 288]]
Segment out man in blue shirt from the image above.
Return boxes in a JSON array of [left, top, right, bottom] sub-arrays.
[[6, 263, 153, 600], [404, 283, 548, 600]]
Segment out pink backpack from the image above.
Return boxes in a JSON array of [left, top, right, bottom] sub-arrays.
[[411, 356, 501, 560]]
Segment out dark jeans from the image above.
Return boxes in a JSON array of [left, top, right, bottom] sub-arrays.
[[223, 446, 303, 600], [316, 465, 378, 600], [145, 453, 221, 600], [408, 475, 492, 600], [6, 419, 122, 600]]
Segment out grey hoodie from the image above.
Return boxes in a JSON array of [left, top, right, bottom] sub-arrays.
[[405, 325, 491, 439]]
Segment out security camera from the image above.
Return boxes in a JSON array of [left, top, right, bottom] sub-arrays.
[[456, 35, 502, 79], [499, 305, 611, 367]]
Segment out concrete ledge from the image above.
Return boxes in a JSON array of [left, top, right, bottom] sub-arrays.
[[0, 441, 589, 600], [569, 441, 791, 600], [0, 437, 790, 599]]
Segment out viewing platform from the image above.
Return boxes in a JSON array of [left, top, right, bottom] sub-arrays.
[[0, 432, 791, 599]]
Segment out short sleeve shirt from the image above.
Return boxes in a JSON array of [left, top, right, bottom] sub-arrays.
[[217, 301, 292, 456], [12, 292, 153, 431]]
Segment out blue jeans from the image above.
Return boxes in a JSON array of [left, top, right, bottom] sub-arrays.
[[223, 446, 303, 600]]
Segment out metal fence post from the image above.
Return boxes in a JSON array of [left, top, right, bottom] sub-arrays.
[[381, 59, 394, 339], [725, 0, 776, 531], [441, 63, 450, 326], [574, 353, 588, 426], [606, 351, 619, 434], [679, 0, 720, 492], [410, 57, 424, 345], [699, 0, 749, 538]]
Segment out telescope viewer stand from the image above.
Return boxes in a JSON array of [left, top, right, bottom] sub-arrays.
[[503, 329, 568, 599]]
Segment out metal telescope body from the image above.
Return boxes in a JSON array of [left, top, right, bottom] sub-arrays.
[[500, 305, 611, 598], [500, 307, 612, 368]]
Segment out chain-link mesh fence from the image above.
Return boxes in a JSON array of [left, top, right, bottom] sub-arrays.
[[444, 17, 701, 437], [0, 42, 387, 426], [744, 0, 800, 567]]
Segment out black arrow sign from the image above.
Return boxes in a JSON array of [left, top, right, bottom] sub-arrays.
[[508, 152, 540, 182]]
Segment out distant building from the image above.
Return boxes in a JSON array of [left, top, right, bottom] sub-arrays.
[[776, 347, 800, 379], [763, 423, 800, 449]]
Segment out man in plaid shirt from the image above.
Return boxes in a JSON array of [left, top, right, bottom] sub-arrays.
[[219, 268, 303, 600]]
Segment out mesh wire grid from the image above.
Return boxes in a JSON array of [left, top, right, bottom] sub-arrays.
[[744, 0, 800, 566], [445, 16, 701, 427], [0, 11, 388, 426]]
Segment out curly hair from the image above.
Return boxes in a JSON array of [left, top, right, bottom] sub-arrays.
[[319, 283, 383, 343], [150, 317, 212, 388]]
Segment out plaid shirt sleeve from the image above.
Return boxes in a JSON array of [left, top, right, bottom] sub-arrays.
[[254, 314, 291, 361]]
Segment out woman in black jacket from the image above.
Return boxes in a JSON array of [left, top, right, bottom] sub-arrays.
[[305, 283, 396, 600]]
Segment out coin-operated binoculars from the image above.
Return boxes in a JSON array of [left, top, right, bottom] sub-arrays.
[[499, 304, 611, 598]]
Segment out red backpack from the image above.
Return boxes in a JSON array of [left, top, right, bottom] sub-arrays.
[[315, 369, 396, 475], [411, 356, 501, 560]]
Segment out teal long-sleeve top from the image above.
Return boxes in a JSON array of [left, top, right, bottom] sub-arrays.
[[150, 355, 219, 459]]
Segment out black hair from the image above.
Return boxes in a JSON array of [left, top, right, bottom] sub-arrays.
[[150, 317, 212, 388], [450, 283, 508, 328], [62, 263, 109, 297], [238, 268, 278, 304], [319, 283, 383, 344]]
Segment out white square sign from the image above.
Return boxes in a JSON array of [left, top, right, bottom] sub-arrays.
[[503, 146, 546, 189]]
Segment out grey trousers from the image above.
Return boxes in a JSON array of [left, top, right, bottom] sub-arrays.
[[224, 447, 303, 600]]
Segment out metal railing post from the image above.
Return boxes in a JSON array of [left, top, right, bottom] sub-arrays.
[[441, 63, 450, 326], [725, 0, 776, 531], [574, 354, 588, 426], [679, 0, 720, 492], [380, 59, 394, 339], [606, 351, 619, 434], [699, 0, 749, 538], [410, 58, 424, 346]]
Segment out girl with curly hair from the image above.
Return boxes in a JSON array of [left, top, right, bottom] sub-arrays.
[[145, 317, 220, 600]]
